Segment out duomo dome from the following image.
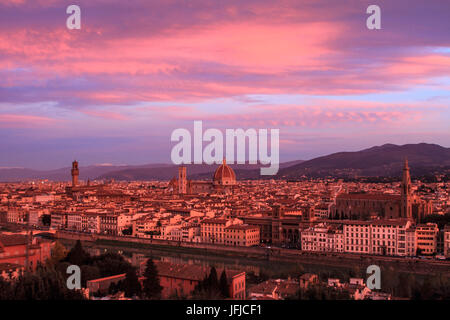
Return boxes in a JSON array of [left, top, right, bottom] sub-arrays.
[[213, 158, 236, 185]]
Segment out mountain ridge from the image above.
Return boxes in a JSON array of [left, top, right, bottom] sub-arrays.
[[0, 143, 448, 181]]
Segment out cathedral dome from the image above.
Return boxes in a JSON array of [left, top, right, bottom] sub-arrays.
[[213, 158, 236, 185]]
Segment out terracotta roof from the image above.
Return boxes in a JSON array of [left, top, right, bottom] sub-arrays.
[[225, 224, 259, 231], [213, 159, 236, 182], [202, 218, 229, 225], [87, 273, 126, 283], [342, 219, 410, 226], [337, 193, 401, 201], [149, 261, 243, 282]]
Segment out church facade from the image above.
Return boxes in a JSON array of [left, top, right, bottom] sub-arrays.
[[333, 160, 432, 222], [169, 159, 237, 195]]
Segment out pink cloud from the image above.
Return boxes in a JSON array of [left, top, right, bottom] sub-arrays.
[[79, 109, 129, 121], [0, 114, 59, 127]]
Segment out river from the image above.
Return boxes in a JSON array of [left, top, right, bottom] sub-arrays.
[[60, 239, 357, 280]]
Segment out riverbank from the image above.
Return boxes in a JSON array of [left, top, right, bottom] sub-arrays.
[[56, 231, 450, 276]]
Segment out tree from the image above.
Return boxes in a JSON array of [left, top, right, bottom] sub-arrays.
[[142, 258, 163, 299], [10, 266, 84, 300], [193, 266, 222, 299], [207, 266, 219, 292], [219, 270, 229, 298], [123, 267, 141, 298], [41, 214, 51, 226], [0, 277, 13, 300], [91, 252, 132, 277], [65, 240, 90, 266], [47, 241, 67, 266], [81, 265, 101, 287]]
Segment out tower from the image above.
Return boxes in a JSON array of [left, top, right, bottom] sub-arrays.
[[178, 166, 187, 194], [71, 160, 79, 187], [400, 158, 412, 219]]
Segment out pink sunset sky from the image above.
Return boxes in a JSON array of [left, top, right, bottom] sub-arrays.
[[0, 0, 449, 169]]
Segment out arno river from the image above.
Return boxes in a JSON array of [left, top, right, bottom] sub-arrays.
[[60, 239, 356, 279]]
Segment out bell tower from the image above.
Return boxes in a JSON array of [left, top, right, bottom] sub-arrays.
[[178, 166, 187, 194], [71, 160, 79, 187], [400, 158, 412, 219]]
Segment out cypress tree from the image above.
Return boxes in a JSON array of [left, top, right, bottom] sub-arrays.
[[65, 240, 89, 266], [142, 258, 163, 299], [208, 266, 219, 291], [219, 270, 229, 298], [123, 267, 141, 298]]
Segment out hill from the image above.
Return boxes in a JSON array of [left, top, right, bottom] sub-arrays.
[[276, 143, 450, 179]]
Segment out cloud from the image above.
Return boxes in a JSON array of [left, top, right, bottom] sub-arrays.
[[0, 114, 59, 127], [0, 0, 449, 109]]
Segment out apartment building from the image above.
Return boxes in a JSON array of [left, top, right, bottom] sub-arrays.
[[416, 223, 439, 255], [50, 211, 67, 230], [301, 223, 344, 252], [444, 225, 450, 258], [99, 213, 129, 235], [313, 205, 330, 220], [201, 218, 242, 244], [224, 224, 260, 247], [28, 209, 47, 227], [6, 209, 28, 224], [132, 216, 158, 238], [343, 219, 414, 256]]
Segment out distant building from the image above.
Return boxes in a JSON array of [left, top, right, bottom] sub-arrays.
[[28, 210, 45, 227], [444, 225, 450, 258], [140, 260, 246, 299], [416, 223, 439, 255], [334, 160, 430, 222], [224, 224, 260, 247], [169, 159, 237, 195], [0, 233, 53, 271], [201, 218, 242, 244], [301, 223, 344, 252], [87, 273, 126, 296], [248, 278, 298, 300], [6, 208, 28, 224], [50, 211, 67, 230], [299, 273, 319, 290], [313, 204, 331, 220], [65, 161, 128, 201], [343, 219, 414, 256], [242, 205, 307, 245]]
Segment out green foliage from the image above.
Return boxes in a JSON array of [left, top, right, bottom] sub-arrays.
[[142, 258, 162, 299], [123, 267, 141, 298], [47, 241, 67, 266], [65, 240, 90, 266], [56, 242, 134, 298], [193, 266, 225, 300], [0, 266, 84, 300], [80, 265, 101, 287], [89, 252, 132, 278], [219, 270, 229, 298]]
